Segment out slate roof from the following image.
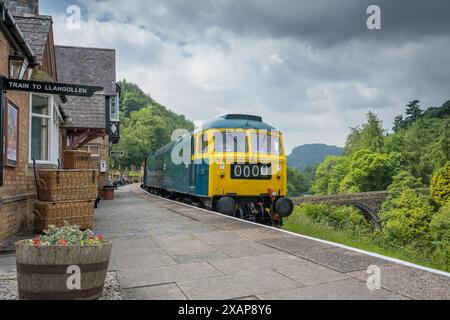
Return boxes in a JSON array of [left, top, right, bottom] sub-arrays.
[[14, 15, 52, 63], [55, 46, 116, 96], [55, 46, 116, 129]]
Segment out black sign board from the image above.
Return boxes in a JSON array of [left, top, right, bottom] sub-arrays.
[[0, 77, 103, 97]]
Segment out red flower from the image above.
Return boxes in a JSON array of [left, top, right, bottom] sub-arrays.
[[97, 234, 103, 241], [33, 237, 40, 247], [59, 237, 68, 246]]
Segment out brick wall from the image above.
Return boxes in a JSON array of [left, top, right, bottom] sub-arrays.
[[0, 30, 37, 241]]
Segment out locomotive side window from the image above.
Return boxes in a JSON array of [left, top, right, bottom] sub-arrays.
[[250, 132, 282, 155], [213, 132, 248, 153], [201, 134, 209, 154]]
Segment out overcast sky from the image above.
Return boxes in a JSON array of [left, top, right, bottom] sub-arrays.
[[40, 0, 450, 153]]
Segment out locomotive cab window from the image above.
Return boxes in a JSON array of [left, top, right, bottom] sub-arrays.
[[250, 132, 282, 155], [213, 132, 248, 153]]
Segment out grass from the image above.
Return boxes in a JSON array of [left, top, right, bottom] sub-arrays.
[[283, 207, 450, 273]]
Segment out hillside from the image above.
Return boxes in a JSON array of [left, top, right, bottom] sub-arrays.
[[115, 80, 195, 169], [287, 144, 344, 170]]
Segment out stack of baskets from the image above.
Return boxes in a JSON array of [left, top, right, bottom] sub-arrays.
[[33, 150, 99, 233]]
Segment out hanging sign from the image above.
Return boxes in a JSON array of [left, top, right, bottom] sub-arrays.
[[1, 77, 103, 97]]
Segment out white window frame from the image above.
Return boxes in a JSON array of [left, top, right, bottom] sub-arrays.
[[29, 94, 61, 165], [110, 95, 120, 122], [81, 144, 101, 157]]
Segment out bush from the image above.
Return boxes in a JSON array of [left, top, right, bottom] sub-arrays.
[[295, 204, 371, 235], [380, 189, 435, 247], [430, 162, 450, 206], [430, 204, 450, 243]]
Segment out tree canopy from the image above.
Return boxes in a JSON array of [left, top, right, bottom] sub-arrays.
[[113, 80, 194, 170]]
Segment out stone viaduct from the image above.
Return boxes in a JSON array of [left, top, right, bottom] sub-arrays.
[[292, 191, 390, 229]]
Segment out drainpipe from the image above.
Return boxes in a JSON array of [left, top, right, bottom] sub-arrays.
[[0, 76, 5, 187]]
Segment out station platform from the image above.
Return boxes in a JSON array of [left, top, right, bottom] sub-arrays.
[[92, 184, 450, 300]]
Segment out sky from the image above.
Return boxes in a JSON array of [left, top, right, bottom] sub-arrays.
[[39, 0, 450, 153]]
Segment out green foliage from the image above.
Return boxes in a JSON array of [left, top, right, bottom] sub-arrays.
[[118, 79, 154, 116], [430, 162, 450, 206], [287, 167, 309, 197], [312, 156, 350, 195], [115, 80, 194, 169], [386, 171, 423, 198], [293, 204, 371, 235], [379, 189, 435, 247], [430, 204, 450, 244], [339, 150, 403, 193], [344, 111, 385, 155], [32, 223, 103, 246]]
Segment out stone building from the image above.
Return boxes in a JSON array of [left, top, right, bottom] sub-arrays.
[[0, 0, 119, 242], [55, 46, 120, 193]]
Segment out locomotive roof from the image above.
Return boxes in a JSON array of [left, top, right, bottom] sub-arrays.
[[195, 114, 276, 133]]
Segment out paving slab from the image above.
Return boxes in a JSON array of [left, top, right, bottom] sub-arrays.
[[178, 270, 300, 300], [292, 247, 393, 273], [194, 231, 248, 246], [118, 261, 224, 289], [231, 228, 292, 241], [89, 185, 450, 300], [259, 279, 409, 300], [114, 248, 177, 270], [258, 236, 333, 253], [172, 251, 230, 264], [214, 241, 280, 258], [348, 264, 450, 300], [209, 252, 307, 275], [123, 284, 187, 300], [274, 261, 350, 286]]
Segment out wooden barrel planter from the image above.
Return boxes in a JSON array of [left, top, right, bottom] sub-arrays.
[[15, 240, 112, 300]]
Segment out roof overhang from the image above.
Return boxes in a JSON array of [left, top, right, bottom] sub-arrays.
[[0, 0, 36, 65]]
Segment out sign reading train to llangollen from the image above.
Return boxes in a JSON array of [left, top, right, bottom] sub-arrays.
[[1, 77, 103, 97]]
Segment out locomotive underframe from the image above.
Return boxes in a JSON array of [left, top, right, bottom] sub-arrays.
[[144, 185, 284, 227]]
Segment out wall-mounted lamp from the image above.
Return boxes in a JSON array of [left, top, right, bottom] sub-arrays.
[[9, 53, 29, 80]]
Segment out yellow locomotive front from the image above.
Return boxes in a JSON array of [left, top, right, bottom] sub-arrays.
[[193, 114, 293, 226]]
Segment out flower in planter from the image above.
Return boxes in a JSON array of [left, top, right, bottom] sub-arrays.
[[28, 222, 107, 247]]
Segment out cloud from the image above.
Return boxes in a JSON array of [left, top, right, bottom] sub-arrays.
[[42, 0, 450, 153]]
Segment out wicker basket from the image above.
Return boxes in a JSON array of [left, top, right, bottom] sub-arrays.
[[34, 200, 95, 233], [37, 170, 99, 202], [63, 150, 91, 170]]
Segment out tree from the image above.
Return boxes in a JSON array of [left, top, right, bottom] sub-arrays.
[[430, 162, 450, 206], [344, 112, 385, 155], [339, 150, 404, 193], [312, 156, 350, 195], [287, 167, 309, 197], [393, 115, 406, 132], [405, 100, 423, 127]]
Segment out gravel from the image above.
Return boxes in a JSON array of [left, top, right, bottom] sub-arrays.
[[0, 271, 123, 300]]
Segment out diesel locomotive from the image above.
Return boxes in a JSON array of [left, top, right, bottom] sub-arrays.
[[142, 114, 293, 226]]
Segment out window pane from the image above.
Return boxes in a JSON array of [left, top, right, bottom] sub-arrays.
[[32, 95, 49, 115], [250, 133, 282, 155], [110, 96, 119, 121], [201, 134, 208, 153], [31, 117, 49, 161], [89, 146, 100, 156], [214, 132, 248, 153]]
